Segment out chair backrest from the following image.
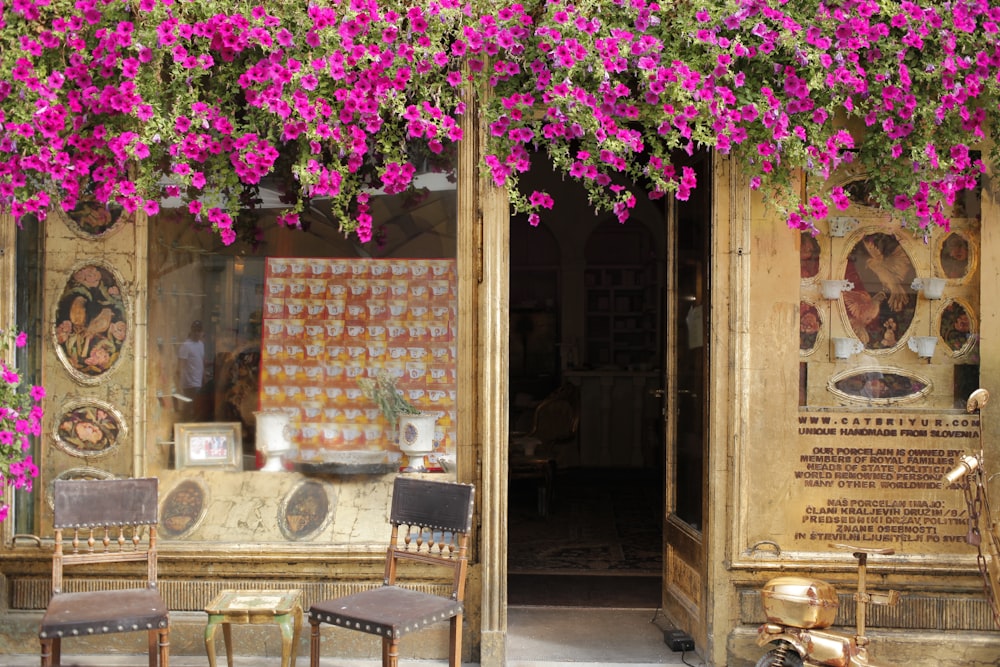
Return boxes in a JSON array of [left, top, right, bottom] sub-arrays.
[[51, 478, 160, 595], [530, 385, 579, 443], [385, 477, 475, 601]]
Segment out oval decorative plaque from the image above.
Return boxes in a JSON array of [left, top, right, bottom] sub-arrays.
[[800, 232, 820, 280], [939, 299, 978, 356], [279, 480, 332, 541], [799, 300, 823, 355], [841, 232, 916, 352], [160, 479, 207, 539], [53, 262, 129, 384], [939, 232, 975, 281], [53, 398, 125, 459], [828, 367, 930, 406], [57, 191, 134, 240]]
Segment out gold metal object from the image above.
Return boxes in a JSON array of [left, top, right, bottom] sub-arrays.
[[761, 577, 839, 629], [756, 544, 899, 667]]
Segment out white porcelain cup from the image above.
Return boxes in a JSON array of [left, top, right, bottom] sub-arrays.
[[832, 337, 864, 359], [908, 335, 938, 358], [821, 279, 854, 299], [911, 277, 946, 300]]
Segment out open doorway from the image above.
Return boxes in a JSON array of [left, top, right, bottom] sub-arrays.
[[507, 160, 666, 608]]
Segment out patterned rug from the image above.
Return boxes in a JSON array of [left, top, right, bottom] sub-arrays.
[[508, 469, 663, 574]]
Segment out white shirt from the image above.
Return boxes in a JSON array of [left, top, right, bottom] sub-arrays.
[[177, 338, 205, 390]]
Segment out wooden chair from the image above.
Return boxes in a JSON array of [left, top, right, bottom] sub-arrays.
[[308, 477, 475, 667], [39, 478, 169, 667], [510, 383, 579, 514]]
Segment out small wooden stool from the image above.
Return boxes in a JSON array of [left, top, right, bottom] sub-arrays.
[[205, 589, 303, 667]]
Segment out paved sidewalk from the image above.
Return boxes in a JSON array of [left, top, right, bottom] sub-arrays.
[[1, 608, 703, 666]]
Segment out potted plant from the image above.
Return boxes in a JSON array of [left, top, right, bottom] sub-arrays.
[[357, 371, 436, 456]]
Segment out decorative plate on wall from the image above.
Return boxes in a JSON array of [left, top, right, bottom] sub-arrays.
[[800, 231, 821, 281], [938, 298, 978, 357], [838, 231, 917, 352], [278, 480, 333, 541], [938, 231, 978, 283], [159, 479, 208, 540], [53, 262, 129, 384], [799, 300, 824, 356], [52, 398, 126, 459], [56, 191, 134, 240], [828, 366, 931, 406]]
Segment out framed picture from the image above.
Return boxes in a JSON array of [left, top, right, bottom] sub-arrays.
[[174, 422, 243, 471]]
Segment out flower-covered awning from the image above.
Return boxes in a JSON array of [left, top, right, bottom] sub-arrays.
[[1, 0, 996, 244]]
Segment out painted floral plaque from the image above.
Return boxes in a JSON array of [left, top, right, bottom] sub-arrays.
[[800, 232, 820, 279], [160, 479, 207, 539], [53, 399, 125, 459], [830, 368, 929, 405], [279, 480, 331, 541], [54, 263, 128, 383], [940, 232, 972, 280], [799, 301, 822, 354], [61, 190, 134, 239], [842, 232, 916, 351], [939, 300, 977, 354]]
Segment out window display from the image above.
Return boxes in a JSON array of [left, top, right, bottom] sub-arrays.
[[146, 177, 458, 481]]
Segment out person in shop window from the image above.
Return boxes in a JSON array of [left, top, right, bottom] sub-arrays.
[[176, 320, 206, 420]]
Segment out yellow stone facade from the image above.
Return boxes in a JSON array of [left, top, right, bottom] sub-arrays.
[[1, 151, 999, 667]]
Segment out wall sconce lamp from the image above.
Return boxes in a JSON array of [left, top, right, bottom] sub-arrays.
[[911, 277, 945, 300]]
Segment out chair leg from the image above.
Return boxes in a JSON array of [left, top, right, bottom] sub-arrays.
[[385, 637, 400, 667], [450, 614, 463, 667], [148, 629, 156, 667], [53, 637, 61, 666], [159, 627, 170, 667], [309, 617, 322, 667], [39, 637, 52, 667]]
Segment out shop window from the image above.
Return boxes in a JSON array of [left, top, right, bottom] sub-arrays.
[[147, 175, 457, 482]]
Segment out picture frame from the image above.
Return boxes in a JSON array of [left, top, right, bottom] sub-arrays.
[[174, 422, 243, 471]]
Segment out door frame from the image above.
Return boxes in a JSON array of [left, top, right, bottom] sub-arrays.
[[660, 151, 741, 666]]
